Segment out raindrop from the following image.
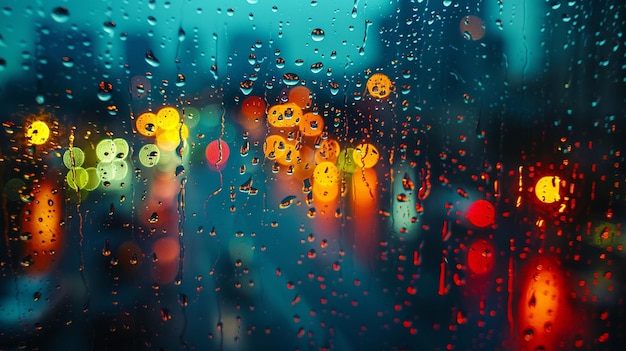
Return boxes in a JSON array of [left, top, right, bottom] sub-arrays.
[[148, 212, 159, 223], [103, 21, 116, 36], [282, 73, 299, 86], [311, 28, 325, 41], [61, 56, 74, 68], [51, 7, 70, 23], [145, 50, 160, 67]]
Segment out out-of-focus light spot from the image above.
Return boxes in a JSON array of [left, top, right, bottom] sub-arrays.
[[156, 106, 180, 130], [241, 96, 266, 119], [314, 138, 340, 164], [156, 124, 188, 151], [366, 73, 393, 99], [66, 167, 89, 190], [299, 112, 324, 137], [136, 112, 159, 136], [205, 139, 230, 170], [267, 103, 302, 128], [263, 134, 287, 160], [62, 147, 85, 168], [153, 237, 180, 263], [138, 144, 161, 167], [183, 107, 201, 129], [467, 239, 495, 275], [312, 182, 339, 202], [25, 121, 50, 145], [517, 256, 566, 350], [337, 148, 357, 173], [83, 167, 101, 191], [460, 15, 485, 41], [95, 139, 117, 162], [313, 161, 340, 186], [113, 138, 130, 159], [288, 86, 312, 109], [275, 141, 300, 166], [353, 143, 379, 168], [20, 180, 63, 275], [466, 199, 495, 228], [3, 178, 27, 202], [535, 176, 561, 203]]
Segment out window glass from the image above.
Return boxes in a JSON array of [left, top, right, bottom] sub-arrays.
[[0, 1, 624, 350]]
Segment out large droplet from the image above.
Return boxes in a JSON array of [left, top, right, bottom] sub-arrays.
[[51, 7, 70, 23], [311, 28, 325, 41], [145, 50, 160, 67]]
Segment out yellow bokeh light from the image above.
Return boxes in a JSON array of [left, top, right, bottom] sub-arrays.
[[313, 161, 340, 186], [136, 112, 159, 136], [535, 176, 561, 203], [299, 112, 324, 137], [353, 143, 380, 168], [263, 134, 287, 160], [314, 138, 340, 164], [156, 124, 188, 152], [25, 121, 50, 145], [267, 103, 303, 128], [366, 73, 393, 99], [156, 106, 180, 130]]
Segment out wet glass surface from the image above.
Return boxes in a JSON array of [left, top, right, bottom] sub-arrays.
[[0, 1, 624, 350]]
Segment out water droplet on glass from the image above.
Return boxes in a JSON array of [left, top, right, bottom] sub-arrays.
[[145, 50, 160, 67], [98, 81, 113, 101], [51, 7, 70, 23], [311, 28, 325, 41], [148, 212, 159, 224], [61, 56, 74, 68], [103, 21, 116, 36]]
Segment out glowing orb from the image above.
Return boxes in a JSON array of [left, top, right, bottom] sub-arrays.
[[337, 148, 357, 174], [299, 112, 324, 137], [136, 112, 159, 136], [460, 15, 485, 41], [312, 183, 339, 202], [66, 167, 89, 191], [518, 256, 564, 350], [466, 199, 496, 228], [62, 147, 85, 168], [353, 143, 380, 168], [83, 167, 101, 191], [263, 135, 287, 160], [535, 176, 561, 203], [26, 121, 50, 145], [313, 161, 340, 186], [366, 73, 393, 99], [156, 106, 180, 130], [314, 139, 340, 164], [288, 86, 312, 109], [267, 103, 303, 128], [113, 138, 129, 159], [156, 124, 188, 152], [183, 107, 201, 129], [275, 141, 301, 166], [138, 144, 161, 167], [467, 239, 495, 275], [95, 139, 117, 162], [205, 140, 230, 170], [241, 96, 266, 119], [97, 161, 116, 181]]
